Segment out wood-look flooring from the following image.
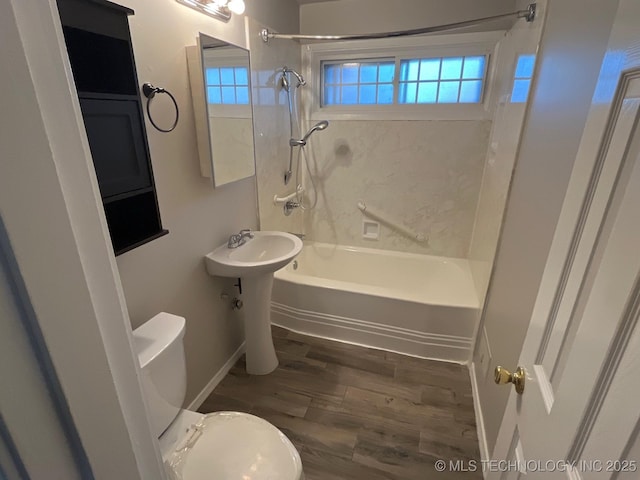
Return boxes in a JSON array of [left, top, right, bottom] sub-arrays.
[[199, 327, 482, 479]]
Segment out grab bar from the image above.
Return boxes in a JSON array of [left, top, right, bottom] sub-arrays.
[[357, 200, 428, 243], [273, 185, 303, 205]]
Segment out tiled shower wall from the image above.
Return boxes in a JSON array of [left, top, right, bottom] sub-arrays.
[[468, 17, 541, 304], [301, 119, 491, 257], [249, 18, 304, 235]]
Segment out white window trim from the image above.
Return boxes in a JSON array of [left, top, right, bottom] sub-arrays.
[[302, 31, 505, 121]]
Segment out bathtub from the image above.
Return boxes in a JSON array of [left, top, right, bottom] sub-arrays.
[[272, 242, 480, 363]]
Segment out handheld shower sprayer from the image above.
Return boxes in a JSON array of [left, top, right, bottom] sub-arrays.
[[289, 120, 329, 147], [284, 120, 329, 185]]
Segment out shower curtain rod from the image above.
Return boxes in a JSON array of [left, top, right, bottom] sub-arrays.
[[261, 3, 536, 43]]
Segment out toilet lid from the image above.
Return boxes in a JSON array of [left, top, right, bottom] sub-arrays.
[[165, 412, 302, 480]]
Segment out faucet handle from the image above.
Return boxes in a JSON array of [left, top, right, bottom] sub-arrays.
[[227, 233, 240, 248], [239, 229, 254, 238]]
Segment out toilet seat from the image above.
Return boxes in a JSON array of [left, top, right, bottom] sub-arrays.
[[165, 411, 303, 480]]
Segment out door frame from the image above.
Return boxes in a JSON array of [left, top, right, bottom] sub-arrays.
[[0, 1, 166, 478]]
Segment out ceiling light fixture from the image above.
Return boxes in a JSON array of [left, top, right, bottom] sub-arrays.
[[175, 0, 245, 22]]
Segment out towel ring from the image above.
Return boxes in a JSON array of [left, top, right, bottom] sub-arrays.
[[142, 83, 179, 133]]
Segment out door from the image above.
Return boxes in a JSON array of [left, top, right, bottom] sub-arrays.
[[0, 217, 90, 479], [491, 1, 640, 478]]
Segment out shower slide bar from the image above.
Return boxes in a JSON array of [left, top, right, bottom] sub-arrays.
[[261, 3, 536, 43], [357, 201, 428, 244]]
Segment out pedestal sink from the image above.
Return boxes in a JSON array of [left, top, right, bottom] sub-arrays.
[[205, 231, 303, 375]]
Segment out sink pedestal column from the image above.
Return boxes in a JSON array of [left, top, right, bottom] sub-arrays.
[[242, 273, 278, 375]]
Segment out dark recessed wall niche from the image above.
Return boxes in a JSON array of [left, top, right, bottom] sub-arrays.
[[57, 0, 168, 255]]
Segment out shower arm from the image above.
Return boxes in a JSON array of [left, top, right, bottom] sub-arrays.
[[261, 4, 536, 42], [282, 67, 306, 88]]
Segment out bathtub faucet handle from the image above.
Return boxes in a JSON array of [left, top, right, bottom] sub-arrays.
[[283, 200, 300, 216]]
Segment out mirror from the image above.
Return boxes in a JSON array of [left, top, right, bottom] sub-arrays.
[[186, 33, 256, 187]]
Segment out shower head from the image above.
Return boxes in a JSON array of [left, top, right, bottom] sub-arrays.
[[290, 120, 329, 147], [281, 66, 306, 90], [301, 120, 329, 142]]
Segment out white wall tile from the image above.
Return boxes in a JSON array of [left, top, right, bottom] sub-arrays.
[[299, 120, 491, 257], [249, 18, 304, 235]]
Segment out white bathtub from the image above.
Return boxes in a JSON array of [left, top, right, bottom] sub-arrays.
[[272, 242, 480, 363]]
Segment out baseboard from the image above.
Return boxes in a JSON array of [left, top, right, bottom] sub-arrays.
[[272, 301, 472, 363], [469, 361, 489, 473], [186, 341, 245, 411]]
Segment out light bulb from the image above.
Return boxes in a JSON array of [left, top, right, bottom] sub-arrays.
[[204, 2, 223, 14], [227, 0, 245, 14]]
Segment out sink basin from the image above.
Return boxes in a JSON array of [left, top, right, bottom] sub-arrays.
[[205, 231, 303, 375], [205, 231, 303, 278]]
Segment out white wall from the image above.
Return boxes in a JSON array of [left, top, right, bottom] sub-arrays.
[[300, 0, 518, 35], [472, 0, 620, 455], [112, 0, 299, 405], [247, 0, 300, 34]]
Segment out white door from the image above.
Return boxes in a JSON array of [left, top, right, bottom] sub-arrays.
[[0, 221, 87, 479], [490, 1, 640, 478]]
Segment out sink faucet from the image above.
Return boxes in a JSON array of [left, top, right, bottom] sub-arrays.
[[227, 229, 254, 248]]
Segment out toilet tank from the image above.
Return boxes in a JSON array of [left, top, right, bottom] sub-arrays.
[[132, 312, 187, 438]]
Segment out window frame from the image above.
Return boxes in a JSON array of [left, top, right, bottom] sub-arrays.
[[303, 32, 504, 121]]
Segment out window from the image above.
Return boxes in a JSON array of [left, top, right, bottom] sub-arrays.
[[205, 66, 249, 105], [321, 55, 486, 107], [510, 54, 536, 103], [308, 33, 502, 119], [323, 60, 395, 105], [398, 56, 485, 104]]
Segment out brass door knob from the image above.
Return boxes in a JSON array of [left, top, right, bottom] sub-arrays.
[[494, 366, 525, 394]]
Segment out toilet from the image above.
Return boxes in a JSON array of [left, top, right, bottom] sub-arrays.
[[132, 312, 303, 480]]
